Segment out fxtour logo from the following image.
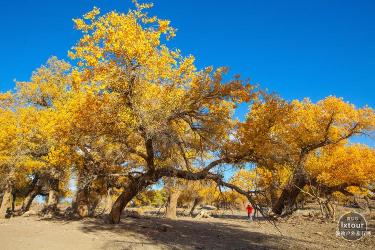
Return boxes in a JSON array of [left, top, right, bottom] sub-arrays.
[[336, 212, 371, 241]]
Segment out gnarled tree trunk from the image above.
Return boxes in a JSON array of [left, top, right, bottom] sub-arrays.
[[165, 189, 181, 219], [109, 185, 141, 224], [109, 174, 155, 224], [21, 176, 42, 213], [47, 189, 59, 210], [272, 167, 307, 215], [75, 187, 90, 217], [0, 183, 13, 219], [45, 179, 59, 215], [21, 190, 39, 213], [190, 197, 202, 216]]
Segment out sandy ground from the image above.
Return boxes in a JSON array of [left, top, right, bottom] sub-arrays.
[[0, 209, 374, 250]]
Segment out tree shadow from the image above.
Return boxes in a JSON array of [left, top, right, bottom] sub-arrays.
[[149, 209, 267, 222], [75, 215, 315, 249], [210, 214, 268, 221], [16, 207, 375, 249]]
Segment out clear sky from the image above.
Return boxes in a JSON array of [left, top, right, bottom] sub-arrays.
[[0, 0, 374, 145]]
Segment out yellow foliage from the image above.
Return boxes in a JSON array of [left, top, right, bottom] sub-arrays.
[[306, 144, 375, 188]]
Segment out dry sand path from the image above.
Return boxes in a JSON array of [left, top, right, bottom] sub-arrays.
[[0, 213, 374, 249]]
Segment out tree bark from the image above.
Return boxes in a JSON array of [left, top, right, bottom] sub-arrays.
[[75, 187, 90, 217], [21, 177, 42, 213], [272, 167, 307, 215], [0, 183, 13, 219], [47, 189, 58, 209], [189, 197, 202, 216], [45, 179, 59, 215], [21, 190, 39, 213], [109, 174, 156, 224], [109, 184, 142, 224], [165, 189, 181, 219]]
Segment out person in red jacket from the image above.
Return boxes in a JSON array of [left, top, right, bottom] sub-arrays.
[[246, 204, 253, 221]]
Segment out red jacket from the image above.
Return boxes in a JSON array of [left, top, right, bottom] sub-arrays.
[[246, 205, 253, 213]]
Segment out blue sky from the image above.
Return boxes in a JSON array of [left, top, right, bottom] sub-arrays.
[[0, 0, 374, 146]]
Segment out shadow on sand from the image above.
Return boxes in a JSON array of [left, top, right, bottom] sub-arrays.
[[66, 215, 314, 249]]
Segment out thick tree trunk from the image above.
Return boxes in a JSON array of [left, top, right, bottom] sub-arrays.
[[109, 187, 139, 224], [21, 178, 41, 213], [272, 167, 307, 215], [47, 189, 59, 209], [75, 187, 90, 217], [165, 189, 181, 219], [189, 197, 202, 216], [45, 179, 59, 215], [21, 190, 39, 213], [0, 183, 13, 219], [109, 175, 154, 224]]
